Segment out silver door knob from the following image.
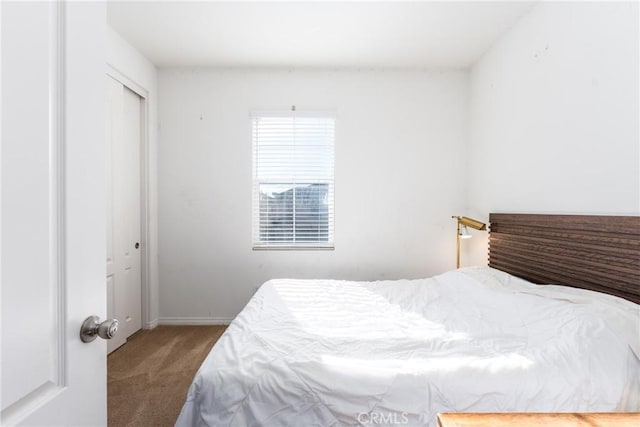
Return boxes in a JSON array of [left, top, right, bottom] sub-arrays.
[[80, 316, 118, 343]]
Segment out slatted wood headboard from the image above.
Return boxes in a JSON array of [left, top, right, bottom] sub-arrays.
[[488, 213, 640, 305]]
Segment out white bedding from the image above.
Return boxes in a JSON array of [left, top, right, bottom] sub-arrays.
[[176, 267, 640, 427]]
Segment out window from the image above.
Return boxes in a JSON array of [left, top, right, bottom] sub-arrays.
[[251, 111, 335, 249]]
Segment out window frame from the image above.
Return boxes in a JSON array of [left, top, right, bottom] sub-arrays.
[[251, 110, 335, 250]]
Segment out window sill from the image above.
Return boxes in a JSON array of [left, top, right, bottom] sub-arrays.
[[252, 245, 335, 251]]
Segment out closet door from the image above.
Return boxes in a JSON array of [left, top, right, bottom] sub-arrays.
[[106, 76, 142, 354]]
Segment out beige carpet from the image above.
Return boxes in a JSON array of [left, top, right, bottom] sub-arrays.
[[108, 325, 227, 427]]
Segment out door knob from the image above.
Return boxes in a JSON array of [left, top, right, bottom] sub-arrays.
[[80, 316, 118, 343]]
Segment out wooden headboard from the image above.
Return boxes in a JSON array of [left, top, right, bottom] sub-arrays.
[[488, 213, 640, 305]]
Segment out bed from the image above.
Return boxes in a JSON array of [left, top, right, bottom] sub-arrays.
[[176, 214, 640, 426]]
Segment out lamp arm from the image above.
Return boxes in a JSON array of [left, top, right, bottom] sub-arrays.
[[459, 216, 487, 230]]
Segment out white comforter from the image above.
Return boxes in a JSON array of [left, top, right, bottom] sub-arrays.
[[176, 267, 640, 427]]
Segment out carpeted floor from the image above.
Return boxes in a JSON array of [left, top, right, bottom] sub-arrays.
[[108, 325, 227, 427]]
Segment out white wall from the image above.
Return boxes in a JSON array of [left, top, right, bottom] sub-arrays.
[[466, 1, 640, 265], [158, 69, 469, 322], [107, 27, 160, 328]]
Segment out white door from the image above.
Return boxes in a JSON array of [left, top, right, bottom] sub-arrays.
[[1, 2, 107, 426], [106, 76, 142, 354]]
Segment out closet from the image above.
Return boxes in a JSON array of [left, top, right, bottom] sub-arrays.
[[106, 75, 142, 353]]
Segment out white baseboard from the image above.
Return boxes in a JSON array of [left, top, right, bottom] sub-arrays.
[[158, 316, 233, 326], [145, 318, 159, 329]]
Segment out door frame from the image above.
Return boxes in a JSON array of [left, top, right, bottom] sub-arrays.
[[105, 64, 153, 330]]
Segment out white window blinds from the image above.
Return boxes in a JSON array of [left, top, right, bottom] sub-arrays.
[[251, 111, 335, 249]]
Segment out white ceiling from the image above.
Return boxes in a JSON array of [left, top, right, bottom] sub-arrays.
[[107, 1, 536, 69]]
